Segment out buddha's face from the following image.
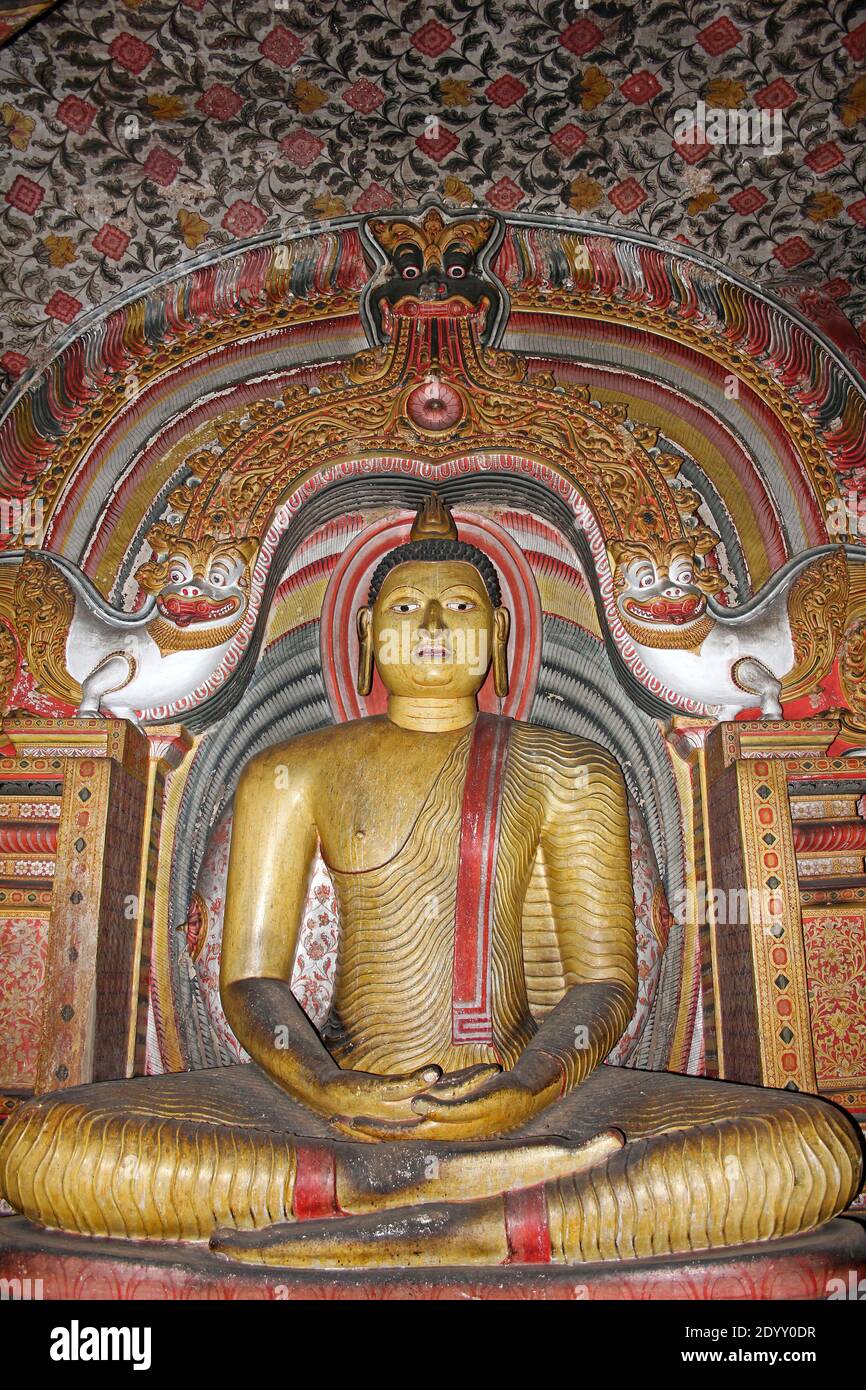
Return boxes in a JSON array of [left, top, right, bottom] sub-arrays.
[[368, 560, 504, 698]]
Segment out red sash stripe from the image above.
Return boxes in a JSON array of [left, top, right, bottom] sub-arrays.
[[503, 1185, 552, 1264], [292, 1143, 340, 1220], [451, 714, 512, 1045]]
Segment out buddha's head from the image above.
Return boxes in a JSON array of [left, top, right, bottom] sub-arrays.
[[356, 495, 510, 701]]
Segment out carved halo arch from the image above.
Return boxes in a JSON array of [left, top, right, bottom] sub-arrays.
[[2, 211, 863, 607]]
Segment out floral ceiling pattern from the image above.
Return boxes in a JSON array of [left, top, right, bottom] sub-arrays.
[[0, 0, 864, 389]]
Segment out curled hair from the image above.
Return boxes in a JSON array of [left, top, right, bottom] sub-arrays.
[[368, 540, 502, 608]]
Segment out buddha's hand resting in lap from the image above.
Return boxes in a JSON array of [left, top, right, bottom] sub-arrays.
[[322, 1064, 502, 1136], [342, 1059, 561, 1142]]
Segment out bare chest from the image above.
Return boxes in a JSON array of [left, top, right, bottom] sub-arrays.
[[314, 732, 470, 871]]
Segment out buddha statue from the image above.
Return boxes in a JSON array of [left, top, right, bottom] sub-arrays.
[[0, 495, 861, 1270]]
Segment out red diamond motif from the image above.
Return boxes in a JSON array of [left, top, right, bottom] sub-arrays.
[[222, 201, 266, 236], [411, 20, 454, 57], [57, 94, 98, 135], [843, 21, 866, 61], [847, 198, 866, 226], [486, 176, 523, 210], [280, 130, 324, 169], [196, 85, 243, 122], [822, 278, 851, 299], [92, 223, 130, 261], [551, 123, 586, 156], [608, 178, 646, 214], [416, 125, 459, 162], [343, 79, 386, 114], [486, 75, 526, 109], [804, 142, 843, 174], [259, 26, 303, 69], [696, 17, 742, 55], [1, 351, 29, 378], [5, 175, 43, 214], [620, 71, 662, 106], [755, 78, 796, 110], [559, 19, 602, 56], [773, 236, 813, 268], [45, 291, 81, 324], [353, 182, 395, 213], [729, 187, 767, 216], [143, 146, 181, 187], [109, 33, 154, 76], [673, 135, 711, 164]]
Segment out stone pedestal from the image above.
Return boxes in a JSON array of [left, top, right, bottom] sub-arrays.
[[673, 716, 866, 1134], [1, 1215, 864, 1301], [0, 717, 192, 1113]]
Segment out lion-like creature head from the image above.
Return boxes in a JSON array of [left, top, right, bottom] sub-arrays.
[[135, 527, 258, 630], [608, 537, 726, 648], [364, 207, 505, 344]]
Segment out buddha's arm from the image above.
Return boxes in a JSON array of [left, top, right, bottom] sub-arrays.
[[220, 748, 337, 1107], [515, 744, 638, 1095], [221, 747, 441, 1126]]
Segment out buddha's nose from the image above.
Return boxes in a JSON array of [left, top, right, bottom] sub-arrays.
[[420, 598, 446, 631]]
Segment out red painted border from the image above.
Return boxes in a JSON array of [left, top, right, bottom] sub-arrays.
[[452, 714, 510, 1046]]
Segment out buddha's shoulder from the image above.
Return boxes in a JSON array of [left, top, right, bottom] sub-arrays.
[[507, 719, 624, 782], [238, 717, 393, 780]]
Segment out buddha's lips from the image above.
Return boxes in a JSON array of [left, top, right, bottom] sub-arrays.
[[157, 593, 240, 628], [623, 593, 705, 625], [414, 642, 451, 662]]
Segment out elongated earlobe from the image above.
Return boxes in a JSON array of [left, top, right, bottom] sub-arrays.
[[356, 606, 373, 696], [492, 606, 510, 698]]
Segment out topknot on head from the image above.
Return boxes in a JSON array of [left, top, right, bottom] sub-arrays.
[[410, 492, 459, 542], [367, 494, 502, 609]]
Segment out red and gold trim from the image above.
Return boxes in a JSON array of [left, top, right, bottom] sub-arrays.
[[452, 714, 511, 1047]]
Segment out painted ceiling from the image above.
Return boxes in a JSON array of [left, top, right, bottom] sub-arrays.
[[0, 0, 865, 392]]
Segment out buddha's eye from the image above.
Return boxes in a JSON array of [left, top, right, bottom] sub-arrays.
[[390, 601, 420, 613], [446, 600, 475, 611]]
